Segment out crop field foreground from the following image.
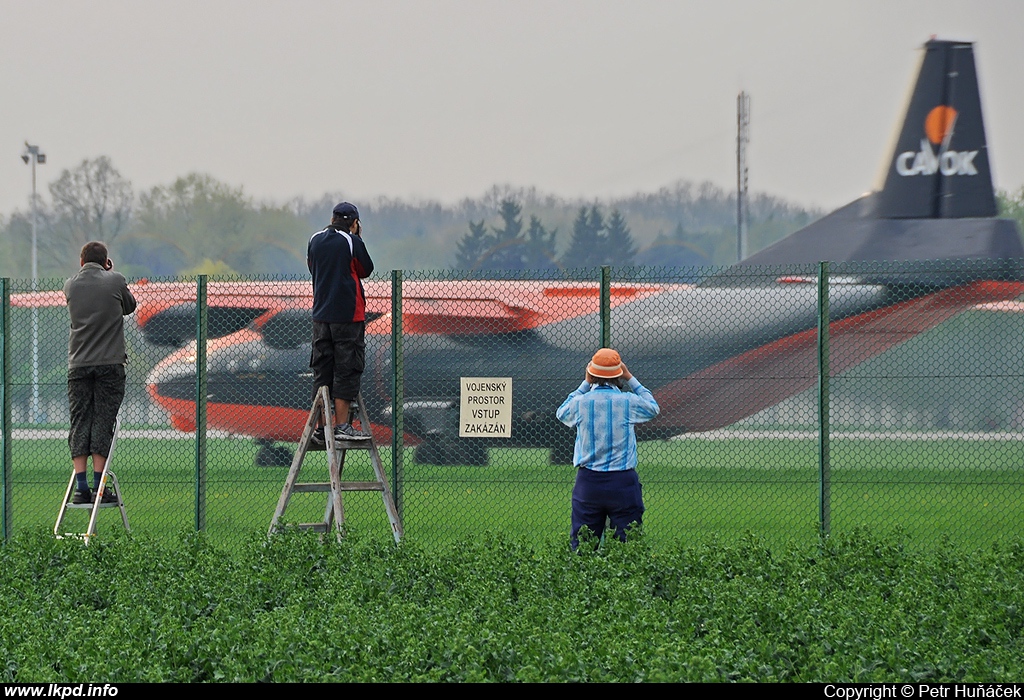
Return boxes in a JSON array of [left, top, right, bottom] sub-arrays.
[[0, 529, 1022, 682]]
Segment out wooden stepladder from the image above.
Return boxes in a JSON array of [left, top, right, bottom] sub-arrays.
[[269, 387, 402, 543], [54, 416, 130, 544]]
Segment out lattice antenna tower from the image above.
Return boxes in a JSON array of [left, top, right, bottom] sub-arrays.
[[737, 91, 751, 261]]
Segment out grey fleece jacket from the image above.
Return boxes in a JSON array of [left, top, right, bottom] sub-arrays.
[[63, 263, 138, 368]]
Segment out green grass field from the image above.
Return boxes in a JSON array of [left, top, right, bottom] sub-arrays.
[[7, 435, 1024, 549]]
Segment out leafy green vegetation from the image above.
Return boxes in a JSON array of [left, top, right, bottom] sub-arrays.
[[0, 529, 1021, 682]]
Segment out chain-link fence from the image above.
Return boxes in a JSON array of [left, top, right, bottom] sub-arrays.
[[2, 261, 1022, 548]]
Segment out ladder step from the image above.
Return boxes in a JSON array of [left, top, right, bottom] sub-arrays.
[[305, 440, 373, 453], [337, 482, 385, 492], [291, 483, 332, 493], [334, 442, 373, 450], [291, 482, 385, 493], [64, 502, 121, 510]]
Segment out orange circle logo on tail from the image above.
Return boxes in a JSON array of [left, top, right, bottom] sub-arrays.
[[925, 105, 958, 145]]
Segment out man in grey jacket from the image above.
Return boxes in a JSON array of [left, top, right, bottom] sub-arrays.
[[63, 241, 137, 504]]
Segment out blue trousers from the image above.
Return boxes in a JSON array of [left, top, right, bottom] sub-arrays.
[[571, 467, 644, 549]]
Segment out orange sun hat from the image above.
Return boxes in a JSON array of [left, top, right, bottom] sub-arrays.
[[587, 348, 623, 379]]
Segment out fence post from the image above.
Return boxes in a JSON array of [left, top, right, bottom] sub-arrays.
[[391, 269, 404, 521], [195, 276, 208, 531], [1, 279, 9, 541], [600, 266, 611, 348], [817, 261, 831, 536]]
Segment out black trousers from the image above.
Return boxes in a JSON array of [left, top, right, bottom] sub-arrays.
[[310, 321, 365, 403], [68, 364, 126, 459]]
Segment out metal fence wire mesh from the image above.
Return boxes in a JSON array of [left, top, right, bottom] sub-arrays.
[[1, 261, 1022, 548]]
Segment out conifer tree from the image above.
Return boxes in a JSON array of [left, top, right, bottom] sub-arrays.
[[561, 206, 605, 268], [454, 219, 492, 269], [604, 209, 636, 265], [523, 215, 558, 269], [488, 199, 526, 269]]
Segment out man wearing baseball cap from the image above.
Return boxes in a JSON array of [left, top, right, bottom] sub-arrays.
[[556, 348, 660, 549], [307, 201, 374, 442]]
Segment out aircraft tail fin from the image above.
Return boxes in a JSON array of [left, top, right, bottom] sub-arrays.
[[875, 39, 996, 218]]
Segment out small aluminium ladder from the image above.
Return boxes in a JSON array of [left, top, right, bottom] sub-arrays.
[[269, 387, 402, 543], [54, 416, 130, 544]]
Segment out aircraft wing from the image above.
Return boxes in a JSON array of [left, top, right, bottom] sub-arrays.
[[646, 280, 1024, 434], [8, 289, 68, 308], [107, 279, 687, 346], [13, 278, 685, 351]]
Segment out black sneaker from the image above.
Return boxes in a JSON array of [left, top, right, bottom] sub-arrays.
[[308, 428, 327, 451], [334, 423, 371, 441], [99, 488, 118, 504], [72, 489, 93, 505]]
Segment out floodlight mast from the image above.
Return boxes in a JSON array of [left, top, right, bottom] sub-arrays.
[[21, 142, 45, 424], [736, 92, 750, 262]]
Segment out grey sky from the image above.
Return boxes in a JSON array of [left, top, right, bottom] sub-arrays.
[[3, 0, 1024, 217]]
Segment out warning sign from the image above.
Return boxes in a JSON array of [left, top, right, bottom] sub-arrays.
[[459, 377, 512, 438]]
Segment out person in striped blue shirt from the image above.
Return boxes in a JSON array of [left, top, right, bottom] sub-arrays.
[[556, 348, 660, 549]]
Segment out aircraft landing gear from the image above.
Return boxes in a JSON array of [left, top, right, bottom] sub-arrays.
[[413, 434, 488, 466], [254, 439, 293, 467]]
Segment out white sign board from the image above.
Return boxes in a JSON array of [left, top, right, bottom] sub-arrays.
[[459, 377, 512, 438]]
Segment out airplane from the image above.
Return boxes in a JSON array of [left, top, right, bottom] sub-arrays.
[[12, 38, 1024, 467]]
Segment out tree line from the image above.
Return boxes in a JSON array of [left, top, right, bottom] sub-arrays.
[[456, 201, 641, 271], [0, 155, 841, 279]]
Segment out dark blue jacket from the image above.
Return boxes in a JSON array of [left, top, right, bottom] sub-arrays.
[[307, 226, 374, 323]]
